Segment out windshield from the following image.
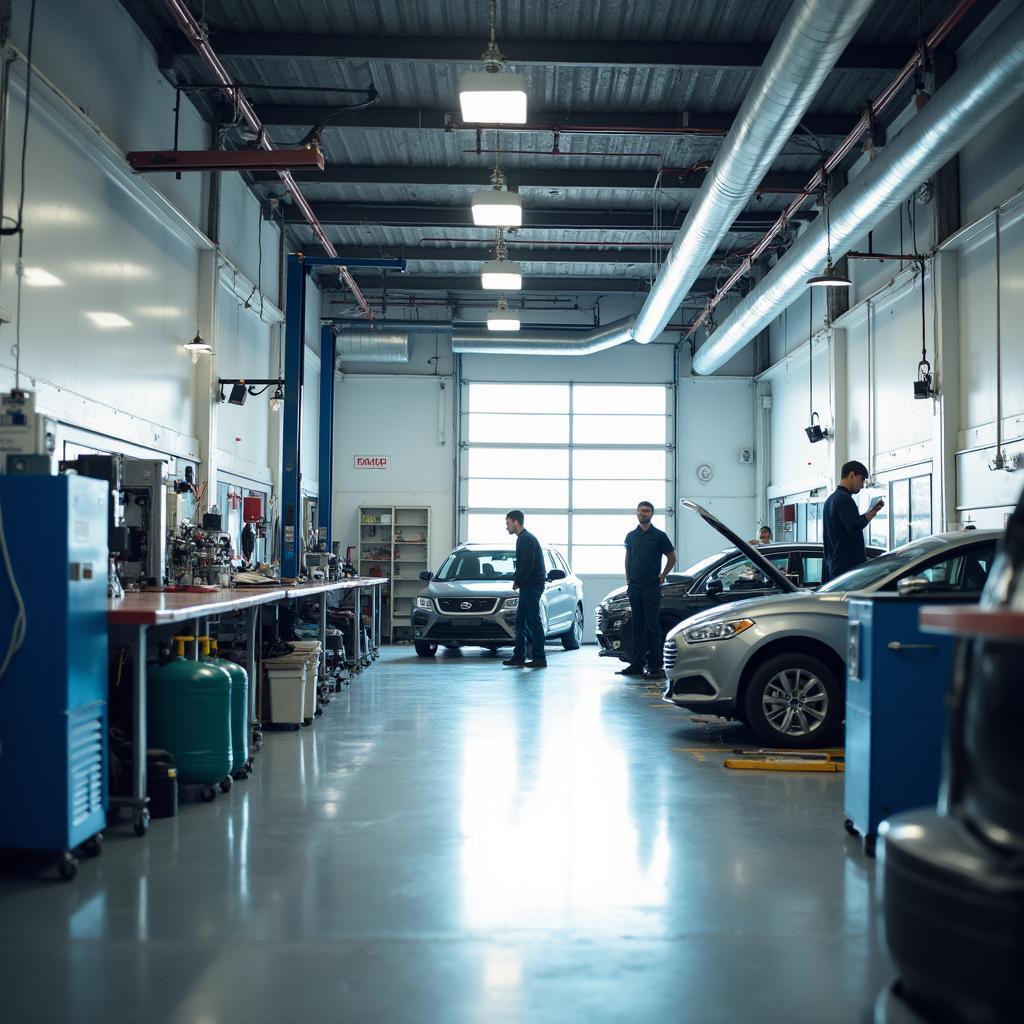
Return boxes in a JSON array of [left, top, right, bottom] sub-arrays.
[[818, 535, 949, 592], [435, 549, 517, 582]]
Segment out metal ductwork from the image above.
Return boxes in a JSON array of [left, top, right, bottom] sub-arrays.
[[631, 0, 876, 345], [692, 4, 1024, 376], [335, 330, 410, 364], [452, 316, 635, 356], [452, 0, 872, 357]]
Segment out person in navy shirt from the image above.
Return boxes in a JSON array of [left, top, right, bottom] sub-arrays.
[[822, 460, 884, 583], [620, 501, 676, 680], [503, 510, 548, 668]]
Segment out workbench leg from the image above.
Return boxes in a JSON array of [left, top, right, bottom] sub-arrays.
[[320, 593, 328, 682], [246, 606, 262, 753], [372, 584, 380, 657], [131, 625, 150, 837], [353, 586, 362, 669]]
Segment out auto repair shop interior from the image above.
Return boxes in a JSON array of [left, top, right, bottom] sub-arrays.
[[0, 0, 1023, 1021]]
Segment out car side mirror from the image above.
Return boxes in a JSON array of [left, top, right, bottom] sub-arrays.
[[897, 575, 930, 596], [419, 570, 432, 581], [706, 579, 724, 597], [546, 569, 567, 582]]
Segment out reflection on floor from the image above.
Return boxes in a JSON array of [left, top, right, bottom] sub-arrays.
[[0, 646, 891, 1023]]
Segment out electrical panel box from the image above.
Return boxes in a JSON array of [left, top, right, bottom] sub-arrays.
[[0, 474, 108, 854], [0, 389, 56, 471]]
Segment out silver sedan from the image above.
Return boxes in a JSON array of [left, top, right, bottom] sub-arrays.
[[663, 529, 1000, 748]]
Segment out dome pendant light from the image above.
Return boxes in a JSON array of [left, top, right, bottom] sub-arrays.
[[807, 179, 852, 289], [481, 229, 522, 290], [486, 295, 520, 331]]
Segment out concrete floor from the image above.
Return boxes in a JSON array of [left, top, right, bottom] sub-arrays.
[[0, 646, 892, 1023]]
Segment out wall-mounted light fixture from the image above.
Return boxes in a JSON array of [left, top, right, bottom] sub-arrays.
[[218, 378, 286, 408]]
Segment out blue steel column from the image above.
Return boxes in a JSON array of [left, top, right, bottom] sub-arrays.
[[318, 323, 337, 551], [281, 253, 306, 580]]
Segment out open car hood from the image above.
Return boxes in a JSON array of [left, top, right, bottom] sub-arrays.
[[679, 498, 798, 594]]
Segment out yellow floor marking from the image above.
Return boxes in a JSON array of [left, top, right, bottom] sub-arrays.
[[724, 758, 845, 773]]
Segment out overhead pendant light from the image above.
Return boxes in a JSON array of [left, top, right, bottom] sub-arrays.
[[486, 295, 520, 331], [183, 329, 214, 364], [471, 139, 522, 226], [807, 178, 851, 289], [481, 229, 522, 290], [458, 0, 528, 125], [270, 383, 284, 412]]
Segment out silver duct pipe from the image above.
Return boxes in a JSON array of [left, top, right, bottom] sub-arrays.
[[452, 316, 634, 356], [632, 0, 875, 345], [693, 3, 1024, 376], [335, 330, 410, 363]]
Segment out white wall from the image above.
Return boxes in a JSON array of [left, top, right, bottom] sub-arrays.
[[332, 374, 455, 566]]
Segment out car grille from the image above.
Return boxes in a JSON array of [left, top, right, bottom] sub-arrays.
[[663, 639, 677, 670], [437, 598, 499, 614], [426, 622, 510, 641]]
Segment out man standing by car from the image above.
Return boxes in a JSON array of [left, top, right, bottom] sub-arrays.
[[503, 510, 548, 668], [621, 501, 676, 680], [823, 460, 884, 583]]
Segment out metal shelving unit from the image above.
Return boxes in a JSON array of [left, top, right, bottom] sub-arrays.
[[359, 505, 430, 642]]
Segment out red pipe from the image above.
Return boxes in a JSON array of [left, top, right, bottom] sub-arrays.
[[161, 0, 372, 319], [686, 0, 979, 338]]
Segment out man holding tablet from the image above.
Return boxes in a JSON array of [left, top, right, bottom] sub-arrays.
[[822, 460, 884, 583]]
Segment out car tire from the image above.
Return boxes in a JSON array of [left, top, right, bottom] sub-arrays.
[[561, 605, 584, 650], [414, 641, 438, 657], [743, 653, 841, 748]]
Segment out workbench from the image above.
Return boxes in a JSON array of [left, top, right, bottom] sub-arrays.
[[107, 577, 387, 836]]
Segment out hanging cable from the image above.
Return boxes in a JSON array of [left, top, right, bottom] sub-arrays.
[[6, 0, 38, 393]]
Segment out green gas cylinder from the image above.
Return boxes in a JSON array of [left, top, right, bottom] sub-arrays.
[[148, 635, 233, 791], [205, 638, 250, 777]]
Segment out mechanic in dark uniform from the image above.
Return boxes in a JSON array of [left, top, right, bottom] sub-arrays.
[[822, 459, 884, 583], [620, 501, 676, 680], [503, 509, 548, 668]]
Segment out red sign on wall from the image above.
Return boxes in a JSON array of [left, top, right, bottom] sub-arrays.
[[354, 456, 390, 469]]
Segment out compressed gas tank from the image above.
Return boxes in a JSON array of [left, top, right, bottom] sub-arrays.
[[205, 639, 250, 776], [148, 636, 232, 786]]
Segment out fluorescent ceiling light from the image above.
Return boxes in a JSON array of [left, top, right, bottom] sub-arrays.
[[471, 189, 523, 227], [458, 71, 528, 124], [85, 311, 131, 328], [481, 260, 522, 290], [23, 267, 63, 287], [486, 309, 521, 331]]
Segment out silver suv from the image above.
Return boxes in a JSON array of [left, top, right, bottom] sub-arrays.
[[411, 543, 585, 656]]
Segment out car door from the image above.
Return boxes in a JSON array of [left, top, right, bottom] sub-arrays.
[[884, 542, 997, 594], [542, 548, 572, 632]]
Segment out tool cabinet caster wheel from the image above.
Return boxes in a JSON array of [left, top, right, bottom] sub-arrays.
[[200, 785, 216, 802], [843, 818, 858, 837], [133, 809, 150, 837], [219, 776, 232, 794], [58, 852, 78, 881], [83, 834, 104, 857], [253, 730, 264, 751]]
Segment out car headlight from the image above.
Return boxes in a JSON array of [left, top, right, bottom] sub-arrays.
[[414, 596, 433, 609], [683, 618, 754, 644], [503, 597, 519, 610]]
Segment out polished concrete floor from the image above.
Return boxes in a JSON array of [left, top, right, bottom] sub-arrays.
[[0, 646, 891, 1023]]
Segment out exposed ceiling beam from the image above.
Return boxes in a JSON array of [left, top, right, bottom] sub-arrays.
[[309, 244, 741, 266], [255, 104, 855, 138], [257, 165, 808, 192], [174, 33, 906, 71], [282, 203, 802, 231], [326, 273, 714, 294]]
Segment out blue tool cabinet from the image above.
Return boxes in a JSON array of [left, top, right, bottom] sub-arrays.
[[0, 474, 108, 874], [845, 594, 969, 855]]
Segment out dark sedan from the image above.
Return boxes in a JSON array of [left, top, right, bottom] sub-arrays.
[[595, 541, 873, 666]]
